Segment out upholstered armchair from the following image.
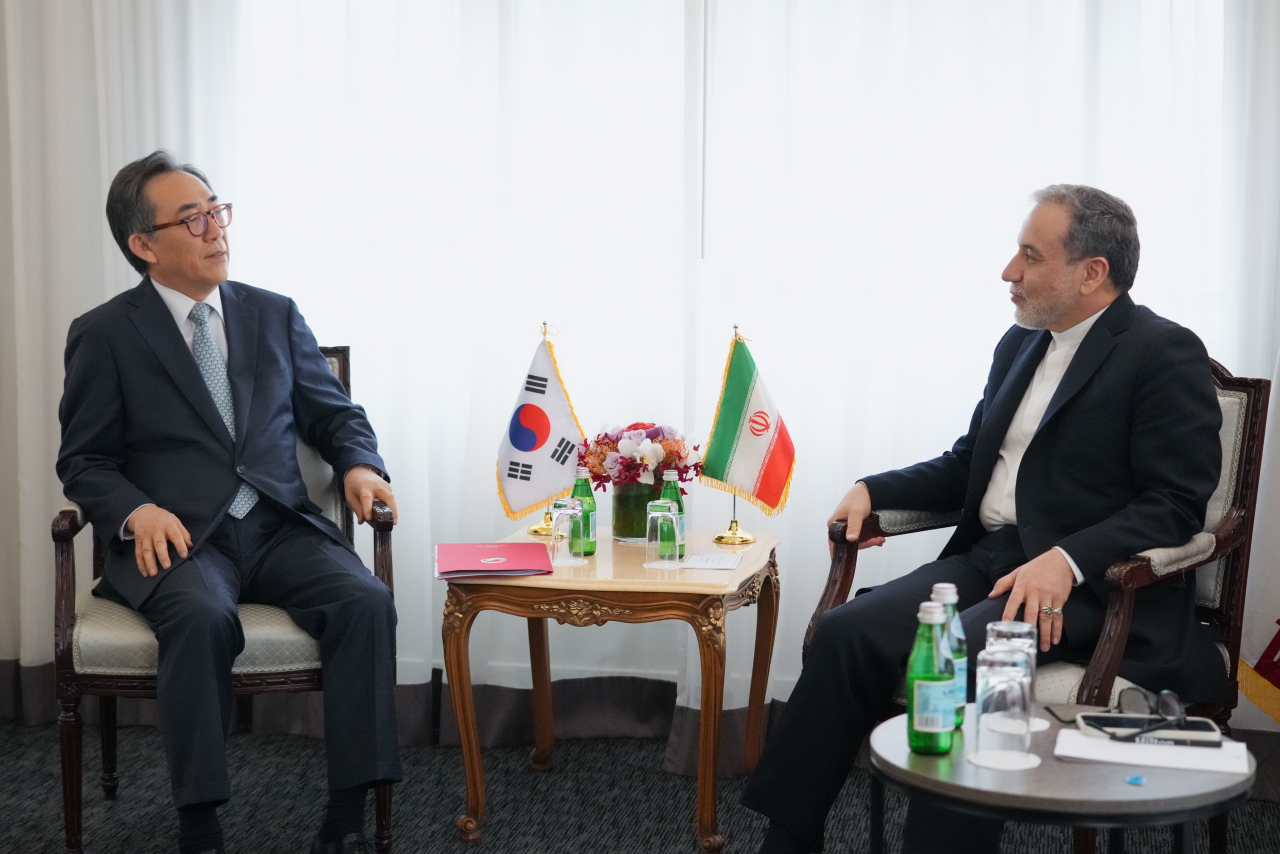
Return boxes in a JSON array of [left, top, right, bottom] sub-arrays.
[[805, 360, 1269, 854], [52, 346, 397, 854]]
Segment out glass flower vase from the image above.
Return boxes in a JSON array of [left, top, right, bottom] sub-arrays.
[[612, 481, 657, 543]]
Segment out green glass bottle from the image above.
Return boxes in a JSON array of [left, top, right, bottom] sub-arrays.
[[931, 583, 967, 727], [659, 469, 686, 558], [907, 601, 955, 754], [570, 467, 597, 556]]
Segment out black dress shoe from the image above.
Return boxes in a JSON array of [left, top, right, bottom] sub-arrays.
[[310, 833, 372, 854]]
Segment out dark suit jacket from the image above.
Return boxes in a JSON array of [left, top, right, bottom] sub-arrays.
[[57, 277, 387, 609], [861, 294, 1226, 698]]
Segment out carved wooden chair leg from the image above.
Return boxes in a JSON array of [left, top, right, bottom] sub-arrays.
[[1071, 826, 1096, 854], [60, 697, 84, 854], [373, 783, 393, 854], [744, 566, 779, 774], [100, 696, 119, 800], [527, 617, 554, 772], [691, 601, 727, 854], [1208, 811, 1228, 854]]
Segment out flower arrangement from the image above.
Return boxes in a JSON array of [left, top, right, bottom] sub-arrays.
[[581, 422, 702, 490]]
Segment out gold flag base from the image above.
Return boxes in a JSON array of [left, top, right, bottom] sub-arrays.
[[713, 519, 756, 545], [527, 509, 567, 539]]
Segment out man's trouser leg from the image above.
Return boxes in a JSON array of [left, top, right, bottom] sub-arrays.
[[135, 545, 244, 808], [740, 527, 1028, 845], [242, 514, 403, 790]]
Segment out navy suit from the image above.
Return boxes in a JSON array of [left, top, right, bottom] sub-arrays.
[[742, 294, 1228, 851], [57, 278, 401, 807]]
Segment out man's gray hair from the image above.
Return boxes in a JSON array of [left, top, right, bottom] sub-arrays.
[[1033, 184, 1140, 293], [106, 150, 212, 275]]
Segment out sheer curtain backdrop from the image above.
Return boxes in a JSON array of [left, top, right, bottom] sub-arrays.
[[0, 0, 238, 724], [2, 0, 1279, 763]]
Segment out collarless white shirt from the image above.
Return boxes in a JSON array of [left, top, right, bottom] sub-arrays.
[[151, 278, 228, 362], [978, 304, 1110, 584]]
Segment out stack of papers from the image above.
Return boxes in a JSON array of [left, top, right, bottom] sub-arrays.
[[1053, 729, 1250, 774], [435, 543, 553, 579]]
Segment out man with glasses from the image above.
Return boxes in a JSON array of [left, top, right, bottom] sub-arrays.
[[57, 151, 400, 854]]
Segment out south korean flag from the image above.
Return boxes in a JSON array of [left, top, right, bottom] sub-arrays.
[[497, 340, 585, 519]]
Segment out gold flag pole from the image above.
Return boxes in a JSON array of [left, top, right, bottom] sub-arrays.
[[714, 493, 756, 545], [527, 321, 564, 538], [713, 324, 756, 545]]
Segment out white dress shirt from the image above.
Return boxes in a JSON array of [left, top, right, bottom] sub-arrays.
[[120, 280, 228, 539], [151, 278, 228, 362], [978, 305, 1109, 585]]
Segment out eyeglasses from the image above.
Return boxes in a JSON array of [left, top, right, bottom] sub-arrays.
[[1108, 687, 1187, 742], [150, 203, 233, 237]]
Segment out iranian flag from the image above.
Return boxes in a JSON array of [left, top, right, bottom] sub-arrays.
[[700, 335, 795, 515]]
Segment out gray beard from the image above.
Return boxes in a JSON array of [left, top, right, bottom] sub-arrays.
[[1014, 295, 1072, 330]]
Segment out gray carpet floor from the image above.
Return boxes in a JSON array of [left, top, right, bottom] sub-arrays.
[[2, 720, 1279, 853]]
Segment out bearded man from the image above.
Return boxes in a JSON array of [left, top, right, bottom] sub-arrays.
[[742, 185, 1230, 854]]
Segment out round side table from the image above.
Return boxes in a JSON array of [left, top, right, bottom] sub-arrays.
[[868, 708, 1255, 854]]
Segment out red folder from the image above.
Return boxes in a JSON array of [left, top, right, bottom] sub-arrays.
[[435, 542, 553, 579]]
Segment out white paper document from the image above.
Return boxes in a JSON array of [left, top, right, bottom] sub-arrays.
[[1053, 728, 1250, 774], [680, 552, 743, 570]]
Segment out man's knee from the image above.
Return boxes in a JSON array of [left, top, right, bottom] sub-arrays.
[[156, 588, 242, 655]]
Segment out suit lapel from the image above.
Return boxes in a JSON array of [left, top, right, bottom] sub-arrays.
[[220, 283, 258, 455], [127, 279, 233, 451], [1035, 296, 1131, 431], [965, 329, 1050, 507]]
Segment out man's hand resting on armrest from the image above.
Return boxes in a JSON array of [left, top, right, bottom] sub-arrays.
[[125, 505, 193, 577], [345, 465, 398, 526], [826, 481, 886, 556]]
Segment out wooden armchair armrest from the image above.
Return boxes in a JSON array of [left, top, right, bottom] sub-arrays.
[[52, 503, 86, 676], [1075, 509, 1247, 706], [802, 509, 962, 661], [371, 499, 394, 591]]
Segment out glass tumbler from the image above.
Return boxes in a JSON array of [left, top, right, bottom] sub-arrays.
[[645, 499, 682, 569], [549, 498, 587, 566], [986, 620, 1048, 732], [969, 646, 1040, 770]]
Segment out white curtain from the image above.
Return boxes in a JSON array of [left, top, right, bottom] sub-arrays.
[[0, 0, 238, 720], [3, 0, 1279, 734]]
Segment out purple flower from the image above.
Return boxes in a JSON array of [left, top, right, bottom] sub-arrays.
[[623, 429, 648, 443], [603, 452, 623, 478], [658, 424, 679, 440], [644, 426, 664, 441]]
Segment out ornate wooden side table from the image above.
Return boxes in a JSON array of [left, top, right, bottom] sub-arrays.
[[442, 529, 781, 853]]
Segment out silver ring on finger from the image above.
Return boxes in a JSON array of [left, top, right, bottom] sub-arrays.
[[1040, 605, 1064, 617]]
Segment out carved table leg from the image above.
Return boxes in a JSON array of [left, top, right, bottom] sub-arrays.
[[374, 783, 393, 854], [527, 617, 554, 771], [691, 600, 727, 854], [744, 565, 779, 774], [100, 695, 119, 800], [443, 586, 484, 841], [60, 697, 84, 854]]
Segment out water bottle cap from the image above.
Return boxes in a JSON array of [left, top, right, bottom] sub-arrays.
[[663, 469, 678, 481], [917, 602, 947, 624], [930, 583, 958, 604], [576, 466, 590, 478]]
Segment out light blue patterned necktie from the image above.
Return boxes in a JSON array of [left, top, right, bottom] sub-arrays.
[[189, 302, 259, 519]]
